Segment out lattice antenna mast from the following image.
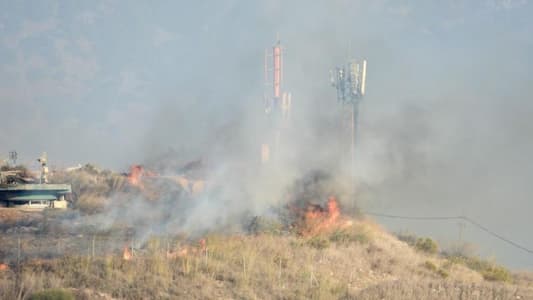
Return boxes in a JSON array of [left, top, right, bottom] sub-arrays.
[[9, 151, 17, 166], [262, 37, 292, 164], [330, 58, 367, 197]]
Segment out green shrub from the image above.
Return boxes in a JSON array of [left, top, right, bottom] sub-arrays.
[[307, 236, 330, 249], [437, 268, 449, 278], [395, 232, 417, 246], [396, 233, 438, 254], [329, 229, 369, 245], [28, 289, 75, 300], [414, 237, 438, 254], [353, 233, 370, 244], [421, 261, 449, 278], [481, 265, 512, 282], [329, 230, 350, 243], [446, 255, 512, 282], [247, 216, 284, 235], [422, 260, 437, 272]]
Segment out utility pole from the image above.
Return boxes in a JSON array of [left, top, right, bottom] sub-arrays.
[[458, 221, 466, 242], [350, 103, 356, 186]]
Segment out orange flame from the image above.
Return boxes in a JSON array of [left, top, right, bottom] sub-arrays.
[[122, 246, 133, 260], [326, 196, 340, 220], [199, 238, 206, 252], [301, 196, 346, 236], [128, 165, 144, 188], [127, 165, 158, 190], [0, 263, 8, 271]]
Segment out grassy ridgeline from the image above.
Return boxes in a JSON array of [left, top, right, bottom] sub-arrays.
[[0, 220, 530, 300]]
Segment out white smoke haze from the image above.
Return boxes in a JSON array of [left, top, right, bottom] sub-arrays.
[[1, 1, 533, 268]]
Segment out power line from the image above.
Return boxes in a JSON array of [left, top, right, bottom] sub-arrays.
[[364, 211, 533, 255], [460, 215, 533, 255], [365, 212, 459, 221]]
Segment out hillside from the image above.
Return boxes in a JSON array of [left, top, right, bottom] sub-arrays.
[[0, 209, 532, 300], [1, 165, 532, 299]]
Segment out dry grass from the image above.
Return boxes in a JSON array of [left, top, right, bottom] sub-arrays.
[[0, 217, 531, 299], [355, 279, 523, 300], [49, 165, 128, 211], [0, 190, 530, 300], [75, 195, 106, 214]]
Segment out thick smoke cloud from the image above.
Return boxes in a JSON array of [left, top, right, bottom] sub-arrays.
[[1, 1, 533, 268]]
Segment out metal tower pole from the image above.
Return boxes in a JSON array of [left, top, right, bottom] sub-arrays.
[[351, 103, 355, 184]]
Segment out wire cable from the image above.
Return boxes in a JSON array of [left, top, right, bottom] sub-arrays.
[[364, 212, 459, 221], [364, 211, 533, 255]]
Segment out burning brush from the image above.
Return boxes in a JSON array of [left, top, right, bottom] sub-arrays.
[[297, 196, 351, 236], [126, 164, 206, 197], [127, 165, 157, 190], [0, 263, 9, 271], [122, 246, 133, 261], [277, 170, 355, 236]]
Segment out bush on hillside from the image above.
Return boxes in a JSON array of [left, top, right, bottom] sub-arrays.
[[75, 194, 106, 214], [307, 236, 330, 249], [446, 255, 512, 282], [415, 237, 439, 254], [329, 229, 369, 245], [395, 231, 418, 246], [396, 232, 439, 254], [247, 216, 285, 235]]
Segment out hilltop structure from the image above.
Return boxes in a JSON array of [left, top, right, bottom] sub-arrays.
[[0, 153, 71, 209]]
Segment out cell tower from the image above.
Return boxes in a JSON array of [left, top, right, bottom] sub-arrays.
[[8, 151, 17, 166], [330, 59, 367, 182], [262, 38, 292, 164]]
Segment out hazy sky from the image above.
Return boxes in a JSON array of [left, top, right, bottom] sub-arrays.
[[1, 1, 532, 268]]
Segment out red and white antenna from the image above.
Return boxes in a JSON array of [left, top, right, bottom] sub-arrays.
[[262, 37, 292, 164]]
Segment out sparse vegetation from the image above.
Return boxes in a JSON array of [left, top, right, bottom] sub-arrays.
[[396, 231, 418, 246], [49, 165, 127, 211], [422, 260, 449, 278], [247, 216, 284, 235], [356, 279, 520, 300], [306, 235, 330, 249], [396, 232, 439, 254], [0, 224, 529, 299], [74, 194, 106, 214], [442, 241, 478, 258], [28, 289, 75, 300], [423, 260, 438, 271], [396, 231, 516, 284], [446, 255, 512, 282], [0, 181, 528, 300], [415, 237, 439, 254], [437, 268, 449, 278], [329, 228, 370, 245]]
